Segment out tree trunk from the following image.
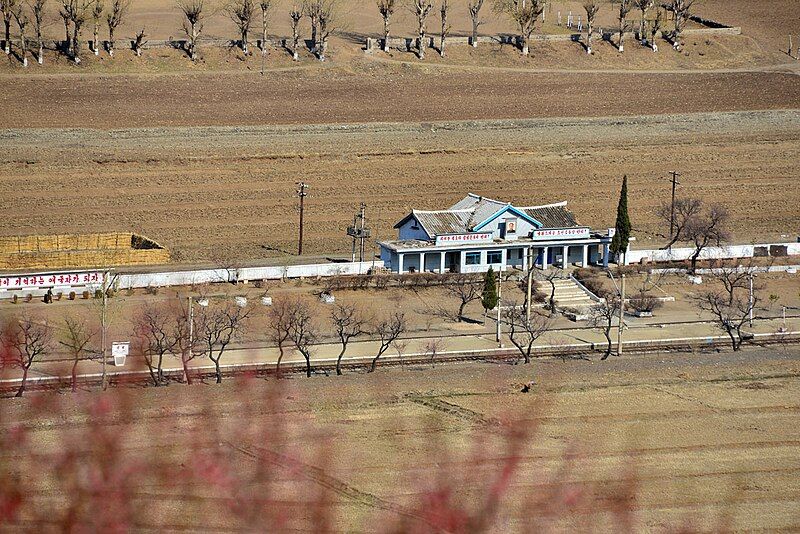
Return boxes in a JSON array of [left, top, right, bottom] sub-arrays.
[[276, 345, 284, 377], [71, 358, 79, 392], [292, 31, 299, 60], [383, 17, 389, 51], [16, 366, 28, 397], [304, 353, 311, 377], [369, 355, 379, 372], [335, 344, 346, 375], [726, 328, 739, 352], [261, 14, 267, 55], [213, 358, 222, 383], [457, 301, 467, 322], [618, 29, 624, 52], [93, 22, 99, 55], [19, 28, 27, 66], [147, 363, 159, 387], [601, 329, 612, 360], [242, 30, 249, 55], [440, 34, 445, 57], [418, 32, 425, 60], [690, 250, 700, 274], [586, 25, 593, 54], [72, 23, 81, 63], [181, 352, 193, 385], [521, 34, 529, 56], [108, 27, 114, 57], [63, 19, 70, 51], [471, 18, 478, 47], [157, 353, 164, 383], [319, 37, 327, 61], [4, 19, 10, 54]]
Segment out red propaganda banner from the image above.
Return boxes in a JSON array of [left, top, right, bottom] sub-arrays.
[[531, 228, 590, 240], [0, 271, 102, 290]]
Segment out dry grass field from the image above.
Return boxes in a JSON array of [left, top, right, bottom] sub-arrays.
[[2, 347, 799, 531], [2, 110, 798, 262]]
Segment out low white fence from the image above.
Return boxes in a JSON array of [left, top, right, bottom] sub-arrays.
[[625, 242, 800, 265], [0, 261, 382, 299]]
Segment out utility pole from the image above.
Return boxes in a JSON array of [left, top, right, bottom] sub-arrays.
[[347, 202, 371, 264], [296, 182, 309, 256], [526, 247, 533, 326], [101, 270, 108, 390], [617, 274, 625, 357], [668, 171, 681, 241], [496, 269, 502, 343], [749, 273, 754, 328]]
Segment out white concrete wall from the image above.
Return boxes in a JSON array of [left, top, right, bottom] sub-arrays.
[[625, 242, 800, 265]]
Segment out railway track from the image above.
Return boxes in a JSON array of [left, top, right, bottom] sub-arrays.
[[2, 330, 798, 395]]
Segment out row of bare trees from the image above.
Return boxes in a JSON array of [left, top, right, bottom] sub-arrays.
[[371, 0, 695, 60]]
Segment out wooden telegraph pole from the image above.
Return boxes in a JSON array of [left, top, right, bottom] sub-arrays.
[[668, 171, 681, 241], [296, 182, 309, 256]]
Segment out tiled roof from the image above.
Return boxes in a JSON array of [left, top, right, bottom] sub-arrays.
[[400, 194, 581, 238]]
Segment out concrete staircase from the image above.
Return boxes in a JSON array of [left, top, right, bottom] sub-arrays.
[[551, 278, 595, 309]]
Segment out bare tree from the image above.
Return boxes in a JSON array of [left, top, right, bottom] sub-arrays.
[[289, 3, 301, 59], [634, 0, 652, 44], [331, 302, 367, 375], [684, 204, 729, 274], [5, 314, 52, 397], [657, 196, 702, 250], [535, 266, 564, 316], [586, 297, 621, 359], [442, 273, 482, 322], [494, 0, 544, 57], [583, 0, 599, 54], [303, 0, 320, 53], [61, 316, 94, 393], [369, 311, 406, 372], [316, 0, 335, 61], [58, 0, 70, 51], [376, 0, 395, 52], [669, 0, 694, 50], [90, 0, 101, 55], [228, 0, 256, 55], [196, 301, 251, 384], [287, 297, 317, 377], [408, 0, 432, 59], [258, 0, 271, 54], [68, 0, 90, 63], [266, 296, 294, 377], [1, 0, 19, 54], [438, 0, 450, 56], [133, 304, 179, 387], [132, 26, 145, 55], [502, 303, 552, 364], [615, 0, 632, 52], [177, 0, 205, 60], [694, 262, 765, 351], [174, 300, 202, 384], [649, 7, 662, 51], [30, 0, 47, 64], [105, 0, 127, 56], [467, 0, 485, 47], [12, 4, 28, 66]]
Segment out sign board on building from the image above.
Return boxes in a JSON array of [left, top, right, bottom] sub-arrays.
[[435, 233, 494, 246], [531, 228, 591, 240], [0, 271, 103, 290], [112, 342, 129, 367]]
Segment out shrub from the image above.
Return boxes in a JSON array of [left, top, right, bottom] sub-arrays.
[[629, 291, 663, 313], [82, 291, 91, 300]]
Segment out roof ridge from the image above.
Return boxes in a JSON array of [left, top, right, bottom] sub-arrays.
[[415, 208, 474, 214], [520, 201, 569, 209]]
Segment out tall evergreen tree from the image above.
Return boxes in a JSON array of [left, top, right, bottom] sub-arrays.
[[482, 266, 499, 313], [610, 175, 632, 263]]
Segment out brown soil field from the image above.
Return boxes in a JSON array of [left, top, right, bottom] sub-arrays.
[[2, 110, 798, 262], [2, 347, 799, 530]]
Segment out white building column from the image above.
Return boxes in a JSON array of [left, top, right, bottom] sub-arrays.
[[582, 244, 589, 267], [397, 253, 404, 274], [439, 251, 446, 273], [562, 245, 569, 268], [420, 253, 426, 273], [522, 247, 529, 272], [500, 249, 508, 272], [541, 246, 549, 270], [459, 250, 467, 273]]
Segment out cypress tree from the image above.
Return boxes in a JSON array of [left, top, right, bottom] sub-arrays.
[[482, 267, 499, 313], [610, 175, 632, 262]]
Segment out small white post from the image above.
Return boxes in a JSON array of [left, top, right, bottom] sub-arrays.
[[496, 270, 502, 343]]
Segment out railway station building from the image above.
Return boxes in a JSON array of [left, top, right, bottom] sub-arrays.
[[379, 194, 614, 274]]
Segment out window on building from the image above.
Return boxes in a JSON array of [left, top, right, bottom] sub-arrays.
[[465, 252, 481, 265], [487, 250, 502, 264]]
